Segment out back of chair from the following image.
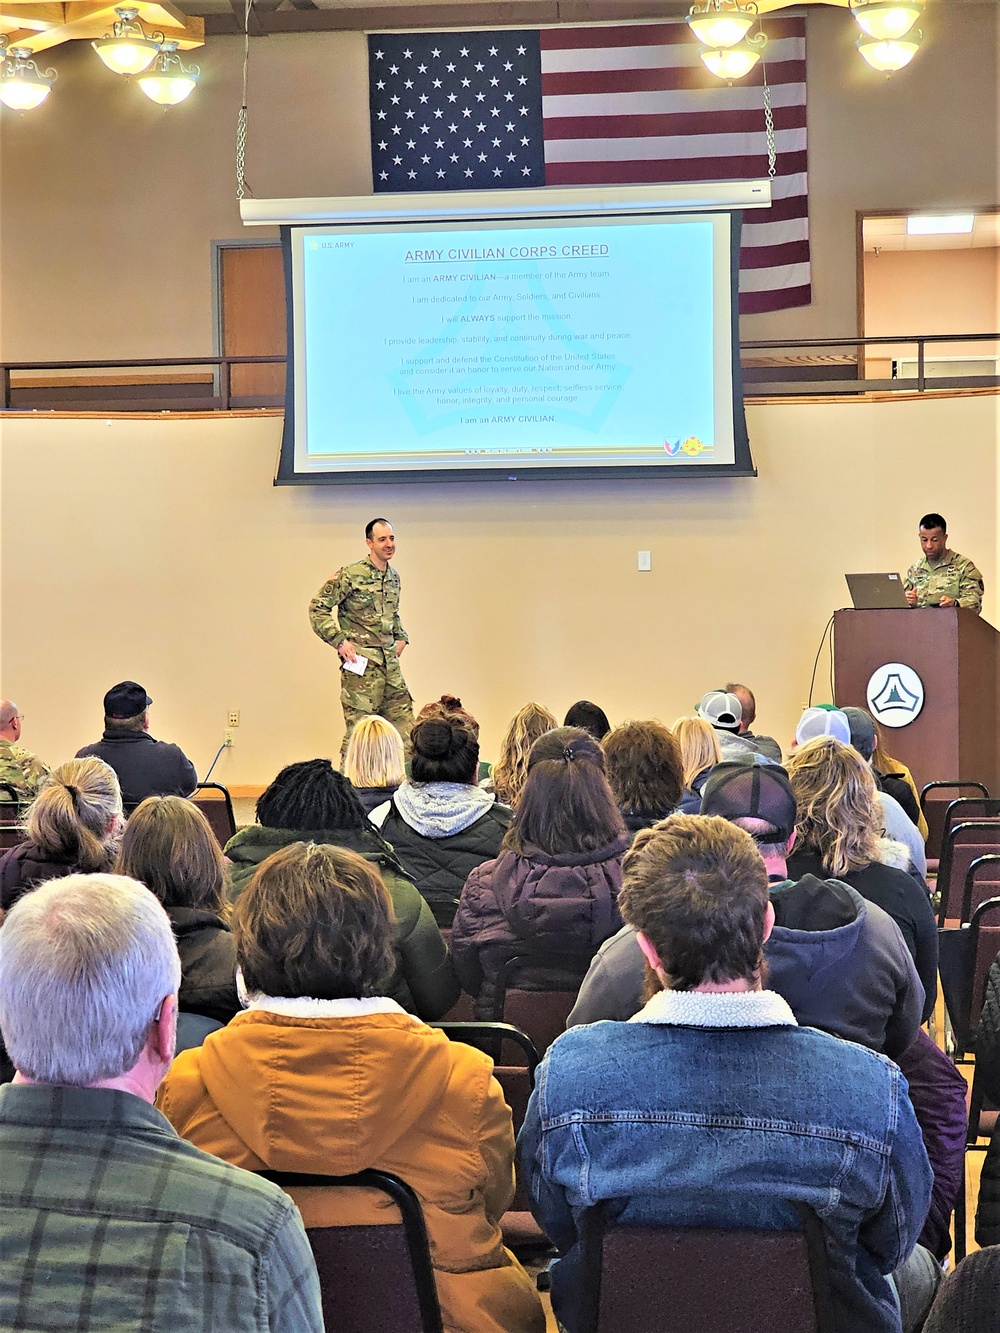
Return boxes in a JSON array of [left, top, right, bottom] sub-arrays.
[[497, 951, 594, 1056], [191, 783, 237, 848], [577, 1202, 835, 1333], [922, 781, 990, 862], [937, 823, 1000, 925], [0, 785, 27, 849], [258, 1168, 443, 1333]]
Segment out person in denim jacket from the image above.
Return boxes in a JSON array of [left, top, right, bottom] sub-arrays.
[[519, 814, 936, 1333]]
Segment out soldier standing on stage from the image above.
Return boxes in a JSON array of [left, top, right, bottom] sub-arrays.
[[904, 512, 984, 613], [309, 518, 414, 755]]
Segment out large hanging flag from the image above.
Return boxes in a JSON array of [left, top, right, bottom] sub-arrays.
[[368, 19, 809, 314]]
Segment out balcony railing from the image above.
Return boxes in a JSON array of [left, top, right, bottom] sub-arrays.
[[1, 334, 997, 413]]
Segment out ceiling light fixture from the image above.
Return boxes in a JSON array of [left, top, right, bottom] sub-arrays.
[[699, 32, 767, 82], [850, 0, 921, 41], [856, 29, 922, 71], [0, 39, 56, 109], [138, 40, 199, 104], [906, 214, 976, 236], [92, 7, 163, 76], [687, 0, 758, 49]]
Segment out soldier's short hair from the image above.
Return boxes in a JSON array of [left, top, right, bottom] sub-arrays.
[[365, 517, 392, 540], [919, 513, 946, 533]]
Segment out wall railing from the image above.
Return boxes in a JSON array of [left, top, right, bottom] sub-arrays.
[[1, 334, 998, 413]]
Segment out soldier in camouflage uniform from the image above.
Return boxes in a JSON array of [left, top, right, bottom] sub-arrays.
[[309, 518, 414, 756], [0, 701, 50, 802], [904, 512, 984, 614]]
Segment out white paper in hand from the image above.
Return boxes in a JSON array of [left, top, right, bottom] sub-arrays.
[[341, 655, 368, 677]]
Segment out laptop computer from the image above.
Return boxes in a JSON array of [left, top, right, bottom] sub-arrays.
[[845, 572, 909, 610]]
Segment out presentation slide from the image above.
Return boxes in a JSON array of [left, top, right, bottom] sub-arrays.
[[284, 209, 750, 482]]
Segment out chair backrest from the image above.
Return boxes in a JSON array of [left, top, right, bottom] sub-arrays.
[[0, 786, 28, 845], [191, 782, 237, 848], [939, 890, 1000, 1059], [921, 781, 990, 861], [496, 950, 595, 1056], [937, 823, 1000, 924], [577, 1202, 836, 1333], [257, 1168, 443, 1333]]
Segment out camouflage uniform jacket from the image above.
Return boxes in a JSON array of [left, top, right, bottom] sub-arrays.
[[309, 557, 407, 665], [0, 741, 49, 801], [904, 549, 984, 613]]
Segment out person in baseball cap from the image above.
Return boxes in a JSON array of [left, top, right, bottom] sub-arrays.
[[698, 692, 782, 765], [76, 681, 197, 808], [794, 706, 852, 748]]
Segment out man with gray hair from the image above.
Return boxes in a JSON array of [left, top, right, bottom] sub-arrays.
[[0, 874, 322, 1332], [0, 699, 49, 800]]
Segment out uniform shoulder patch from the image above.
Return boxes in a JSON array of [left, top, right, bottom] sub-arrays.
[[328, 568, 343, 582]]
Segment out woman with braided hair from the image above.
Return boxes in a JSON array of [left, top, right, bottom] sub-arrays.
[[451, 726, 628, 1020], [224, 758, 459, 1019], [0, 756, 122, 912]]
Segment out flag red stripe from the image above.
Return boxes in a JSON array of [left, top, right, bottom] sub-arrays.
[[541, 62, 805, 96], [745, 194, 809, 224], [544, 150, 808, 185], [542, 104, 806, 139], [539, 17, 804, 50], [740, 282, 812, 315], [738, 238, 811, 269]]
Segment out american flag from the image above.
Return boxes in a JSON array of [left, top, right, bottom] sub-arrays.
[[368, 19, 809, 315]]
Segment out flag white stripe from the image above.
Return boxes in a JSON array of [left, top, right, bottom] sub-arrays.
[[540, 36, 804, 73], [758, 171, 808, 201], [738, 261, 811, 292], [543, 127, 806, 164], [741, 216, 809, 246], [543, 82, 805, 119]]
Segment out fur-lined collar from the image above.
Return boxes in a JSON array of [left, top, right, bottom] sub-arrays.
[[629, 988, 797, 1028]]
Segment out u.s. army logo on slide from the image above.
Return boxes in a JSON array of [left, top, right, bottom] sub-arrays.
[[866, 663, 925, 729]]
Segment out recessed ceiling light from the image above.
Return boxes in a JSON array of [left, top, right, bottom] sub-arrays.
[[906, 214, 975, 236]]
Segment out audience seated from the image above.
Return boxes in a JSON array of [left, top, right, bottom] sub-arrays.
[[520, 814, 938, 1333], [159, 841, 545, 1333], [568, 762, 924, 1059], [602, 719, 684, 833], [873, 721, 928, 840], [673, 715, 722, 813], [342, 714, 406, 814], [697, 689, 778, 764], [76, 681, 197, 807], [416, 694, 492, 780], [0, 700, 49, 800], [372, 715, 511, 927], [225, 759, 458, 1019], [785, 736, 938, 1014], [724, 682, 782, 761], [973, 950, 1000, 1246], [0, 873, 322, 1332], [563, 700, 610, 741], [116, 795, 240, 1025], [451, 726, 628, 1020], [0, 757, 123, 912], [482, 702, 557, 806], [840, 706, 927, 877]]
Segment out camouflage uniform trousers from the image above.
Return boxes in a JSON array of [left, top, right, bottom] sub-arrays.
[[340, 650, 414, 759]]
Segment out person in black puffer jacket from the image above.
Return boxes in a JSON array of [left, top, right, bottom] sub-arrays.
[[452, 727, 628, 1020], [117, 795, 240, 1025], [372, 714, 511, 927], [602, 720, 683, 836], [0, 756, 123, 913]]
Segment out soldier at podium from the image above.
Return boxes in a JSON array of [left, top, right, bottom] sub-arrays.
[[904, 512, 984, 614]]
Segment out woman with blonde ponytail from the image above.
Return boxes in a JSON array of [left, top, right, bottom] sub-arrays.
[[0, 757, 122, 911]]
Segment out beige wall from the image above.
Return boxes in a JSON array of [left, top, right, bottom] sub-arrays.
[[1, 394, 996, 786], [1, 4, 997, 361]]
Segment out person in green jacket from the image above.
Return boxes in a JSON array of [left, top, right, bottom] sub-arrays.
[[225, 759, 459, 1021]]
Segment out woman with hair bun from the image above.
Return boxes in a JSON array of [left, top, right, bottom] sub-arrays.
[[371, 712, 511, 926], [0, 757, 123, 912], [452, 726, 628, 1019]]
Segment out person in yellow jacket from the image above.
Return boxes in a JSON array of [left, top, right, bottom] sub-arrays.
[[159, 840, 544, 1333]]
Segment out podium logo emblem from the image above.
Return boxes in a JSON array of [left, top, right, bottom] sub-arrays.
[[866, 663, 925, 729]]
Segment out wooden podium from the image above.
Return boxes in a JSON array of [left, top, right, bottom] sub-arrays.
[[833, 608, 1000, 794]]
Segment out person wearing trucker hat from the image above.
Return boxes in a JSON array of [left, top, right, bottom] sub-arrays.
[[76, 681, 197, 809]]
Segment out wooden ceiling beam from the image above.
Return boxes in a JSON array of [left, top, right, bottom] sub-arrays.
[[0, 0, 203, 50]]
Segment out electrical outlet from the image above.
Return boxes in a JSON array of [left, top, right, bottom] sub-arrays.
[[224, 730, 236, 748], [227, 710, 240, 728]]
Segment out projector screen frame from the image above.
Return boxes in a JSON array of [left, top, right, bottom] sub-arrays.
[[275, 194, 757, 487]]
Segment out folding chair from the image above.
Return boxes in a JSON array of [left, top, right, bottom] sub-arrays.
[[258, 1167, 443, 1333], [0, 784, 28, 851], [191, 782, 237, 848], [486, 949, 596, 1057], [921, 781, 989, 869], [576, 1201, 836, 1333], [936, 823, 1000, 926]]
